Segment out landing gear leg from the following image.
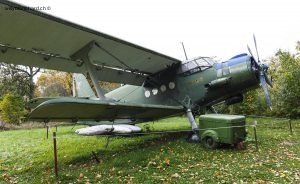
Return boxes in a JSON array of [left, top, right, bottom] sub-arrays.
[[186, 109, 200, 142]]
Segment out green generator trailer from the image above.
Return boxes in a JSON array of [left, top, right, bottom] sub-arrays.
[[199, 114, 247, 149]]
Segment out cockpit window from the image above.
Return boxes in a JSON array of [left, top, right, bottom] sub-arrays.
[[177, 56, 215, 75]]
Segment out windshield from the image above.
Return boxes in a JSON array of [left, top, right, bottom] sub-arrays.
[[177, 56, 215, 75]]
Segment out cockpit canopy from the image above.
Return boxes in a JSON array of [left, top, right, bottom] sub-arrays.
[[177, 56, 216, 75]]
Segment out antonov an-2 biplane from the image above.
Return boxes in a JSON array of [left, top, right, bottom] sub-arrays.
[[0, 0, 272, 140]]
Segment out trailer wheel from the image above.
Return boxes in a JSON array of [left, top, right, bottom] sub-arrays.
[[236, 141, 246, 150], [203, 136, 218, 149]]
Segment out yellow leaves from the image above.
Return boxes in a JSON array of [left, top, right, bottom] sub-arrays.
[[2, 173, 11, 181], [279, 173, 286, 178], [295, 171, 300, 180], [214, 171, 222, 177], [79, 173, 84, 178], [147, 160, 157, 166], [124, 175, 135, 183], [254, 179, 268, 183], [159, 178, 168, 182], [196, 179, 204, 184], [274, 170, 291, 178], [164, 158, 170, 166], [36, 71, 73, 97], [158, 173, 180, 183], [95, 173, 101, 178], [181, 168, 189, 173], [1, 116, 299, 183], [2, 173, 18, 184], [77, 173, 92, 184], [171, 173, 180, 178], [271, 169, 300, 181], [147, 157, 171, 171]]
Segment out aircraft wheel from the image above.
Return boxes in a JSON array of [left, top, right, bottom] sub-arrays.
[[203, 136, 218, 149]]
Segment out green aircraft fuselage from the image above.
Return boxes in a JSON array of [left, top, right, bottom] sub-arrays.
[[106, 54, 258, 111], [27, 54, 259, 122]]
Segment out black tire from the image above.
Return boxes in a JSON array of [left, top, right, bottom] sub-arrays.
[[203, 136, 218, 149]]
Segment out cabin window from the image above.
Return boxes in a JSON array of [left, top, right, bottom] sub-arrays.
[[177, 57, 215, 75]]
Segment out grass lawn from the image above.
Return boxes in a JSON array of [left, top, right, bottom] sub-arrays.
[[0, 117, 299, 183]]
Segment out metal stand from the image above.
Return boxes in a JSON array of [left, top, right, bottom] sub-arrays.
[[53, 132, 58, 177]]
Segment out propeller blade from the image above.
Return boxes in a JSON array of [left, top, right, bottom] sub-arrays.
[[259, 73, 272, 110], [253, 34, 260, 63], [264, 72, 273, 87], [248, 35, 272, 109], [261, 63, 273, 87], [247, 44, 259, 68], [247, 44, 254, 58]]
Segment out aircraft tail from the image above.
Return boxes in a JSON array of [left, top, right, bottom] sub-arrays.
[[73, 73, 97, 98]]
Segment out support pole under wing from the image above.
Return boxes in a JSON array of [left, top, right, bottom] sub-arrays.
[[71, 41, 106, 100], [85, 58, 106, 99]]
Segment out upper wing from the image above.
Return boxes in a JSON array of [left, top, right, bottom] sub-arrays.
[[0, 0, 181, 85], [29, 98, 183, 122]]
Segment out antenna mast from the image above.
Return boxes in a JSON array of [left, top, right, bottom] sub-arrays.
[[181, 42, 188, 60]]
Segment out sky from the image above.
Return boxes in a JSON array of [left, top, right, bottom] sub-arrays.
[[14, 0, 300, 61]]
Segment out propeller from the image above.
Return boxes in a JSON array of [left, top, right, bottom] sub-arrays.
[[247, 35, 273, 109]]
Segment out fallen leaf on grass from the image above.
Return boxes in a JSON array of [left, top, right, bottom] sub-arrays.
[[148, 161, 157, 166], [280, 141, 294, 146], [79, 173, 84, 178], [295, 171, 300, 180], [195, 179, 204, 184], [2, 173, 11, 181], [171, 173, 180, 178], [164, 158, 170, 166]]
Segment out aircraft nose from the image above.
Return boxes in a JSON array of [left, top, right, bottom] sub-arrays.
[[210, 54, 254, 89], [251, 59, 272, 85]]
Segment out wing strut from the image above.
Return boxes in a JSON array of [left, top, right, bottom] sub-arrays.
[[71, 41, 106, 100]]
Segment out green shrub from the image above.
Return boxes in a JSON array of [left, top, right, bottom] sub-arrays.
[[0, 94, 25, 124]]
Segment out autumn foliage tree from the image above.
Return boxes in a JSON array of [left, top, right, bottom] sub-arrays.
[[35, 70, 73, 97], [35, 70, 120, 97]]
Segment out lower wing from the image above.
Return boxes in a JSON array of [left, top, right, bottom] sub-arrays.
[[29, 98, 184, 122]]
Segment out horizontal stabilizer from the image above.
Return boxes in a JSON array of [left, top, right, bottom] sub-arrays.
[[26, 97, 59, 110]]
